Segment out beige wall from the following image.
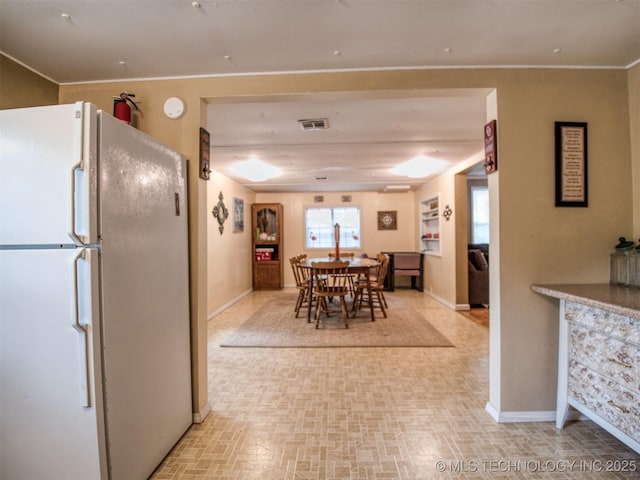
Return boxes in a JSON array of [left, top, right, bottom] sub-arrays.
[[0, 54, 58, 109], [418, 69, 633, 414], [497, 69, 631, 412], [417, 153, 485, 308], [255, 191, 416, 287], [46, 66, 636, 419], [630, 64, 640, 239], [207, 172, 255, 317]]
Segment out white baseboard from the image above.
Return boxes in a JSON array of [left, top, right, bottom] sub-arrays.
[[485, 402, 584, 423], [424, 290, 457, 310], [192, 401, 211, 424], [456, 303, 471, 311], [207, 288, 252, 320]]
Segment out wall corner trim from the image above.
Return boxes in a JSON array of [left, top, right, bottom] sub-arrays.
[[193, 402, 212, 424]]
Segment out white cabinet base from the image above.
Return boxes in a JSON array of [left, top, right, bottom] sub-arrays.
[[556, 298, 640, 454]]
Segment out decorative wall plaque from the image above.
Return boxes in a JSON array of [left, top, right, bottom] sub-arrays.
[[211, 191, 229, 234], [484, 119, 498, 174], [199, 127, 211, 180], [377, 211, 397, 230]]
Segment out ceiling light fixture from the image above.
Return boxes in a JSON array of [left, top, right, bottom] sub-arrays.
[[60, 13, 71, 21], [383, 185, 411, 192], [192, 2, 201, 8], [553, 48, 562, 54], [392, 154, 449, 178], [230, 157, 280, 182]]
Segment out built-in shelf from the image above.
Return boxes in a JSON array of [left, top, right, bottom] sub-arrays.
[[420, 195, 441, 256]]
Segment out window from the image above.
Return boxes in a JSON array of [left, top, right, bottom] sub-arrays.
[[470, 186, 490, 244], [305, 207, 361, 249]]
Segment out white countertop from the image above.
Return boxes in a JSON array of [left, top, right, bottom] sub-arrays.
[[531, 284, 640, 320]]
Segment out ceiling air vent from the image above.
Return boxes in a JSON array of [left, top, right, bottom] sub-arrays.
[[298, 118, 329, 131]]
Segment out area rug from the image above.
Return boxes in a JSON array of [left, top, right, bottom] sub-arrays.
[[220, 293, 454, 348]]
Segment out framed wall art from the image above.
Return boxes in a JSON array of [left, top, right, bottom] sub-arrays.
[[555, 122, 588, 207], [233, 197, 244, 233], [377, 211, 397, 230]]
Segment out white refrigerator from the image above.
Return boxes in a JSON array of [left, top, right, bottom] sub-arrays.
[[0, 102, 192, 479]]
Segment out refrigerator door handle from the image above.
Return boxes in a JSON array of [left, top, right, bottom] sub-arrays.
[[69, 161, 89, 246], [72, 249, 91, 407]]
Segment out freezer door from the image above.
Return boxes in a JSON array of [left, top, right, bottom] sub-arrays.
[[0, 248, 107, 479], [98, 112, 192, 479], [0, 102, 98, 246]]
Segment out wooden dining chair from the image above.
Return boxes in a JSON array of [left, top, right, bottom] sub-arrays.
[[327, 251, 357, 296], [374, 253, 389, 309], [289, 255, 322, 319], [289, 256, 308, 318], [352, 253, 390, 318], [310, 261, 351, 328]]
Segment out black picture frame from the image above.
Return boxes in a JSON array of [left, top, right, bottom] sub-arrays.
[[555, 122, 588, 207]]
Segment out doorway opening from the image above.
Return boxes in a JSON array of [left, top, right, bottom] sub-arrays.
[[459, 162, 490, 327]]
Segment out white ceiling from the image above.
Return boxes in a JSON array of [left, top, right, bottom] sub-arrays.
[[207, 90, 490, 192], [2, 0, 639, 192]]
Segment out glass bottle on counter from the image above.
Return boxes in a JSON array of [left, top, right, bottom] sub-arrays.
[[610, 237, 635, 286]]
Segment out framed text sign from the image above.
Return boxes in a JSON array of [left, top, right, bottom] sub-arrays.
[[555, 122, 588, 207]]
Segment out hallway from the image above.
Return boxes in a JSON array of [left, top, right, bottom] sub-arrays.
[[151, 289, 638, 479]]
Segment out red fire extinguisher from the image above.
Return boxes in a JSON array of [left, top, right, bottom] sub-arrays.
[[113, 92, 140, 125]]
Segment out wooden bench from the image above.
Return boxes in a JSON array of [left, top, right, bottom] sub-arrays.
[[383, 252, 424, 292]]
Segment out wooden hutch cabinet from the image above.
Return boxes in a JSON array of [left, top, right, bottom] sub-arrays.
[[252, 203, 283, 290]]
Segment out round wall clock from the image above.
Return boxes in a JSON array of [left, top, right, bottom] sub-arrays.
[[377, 211, 397, 230]]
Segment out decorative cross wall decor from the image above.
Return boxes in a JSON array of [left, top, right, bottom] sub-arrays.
[[212, 191, 229, 234]]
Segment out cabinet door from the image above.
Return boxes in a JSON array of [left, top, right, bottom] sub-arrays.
[[255, 206, 278, 241], [254, 262, 282, 289]]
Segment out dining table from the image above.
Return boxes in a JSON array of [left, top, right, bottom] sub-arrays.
[[298, 256, 379, 323]]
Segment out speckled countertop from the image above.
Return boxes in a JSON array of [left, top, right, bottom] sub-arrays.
[[531, 284, 640, 320]]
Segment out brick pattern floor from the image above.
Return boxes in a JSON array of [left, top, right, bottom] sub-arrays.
[[151, 289, 639, 479]]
